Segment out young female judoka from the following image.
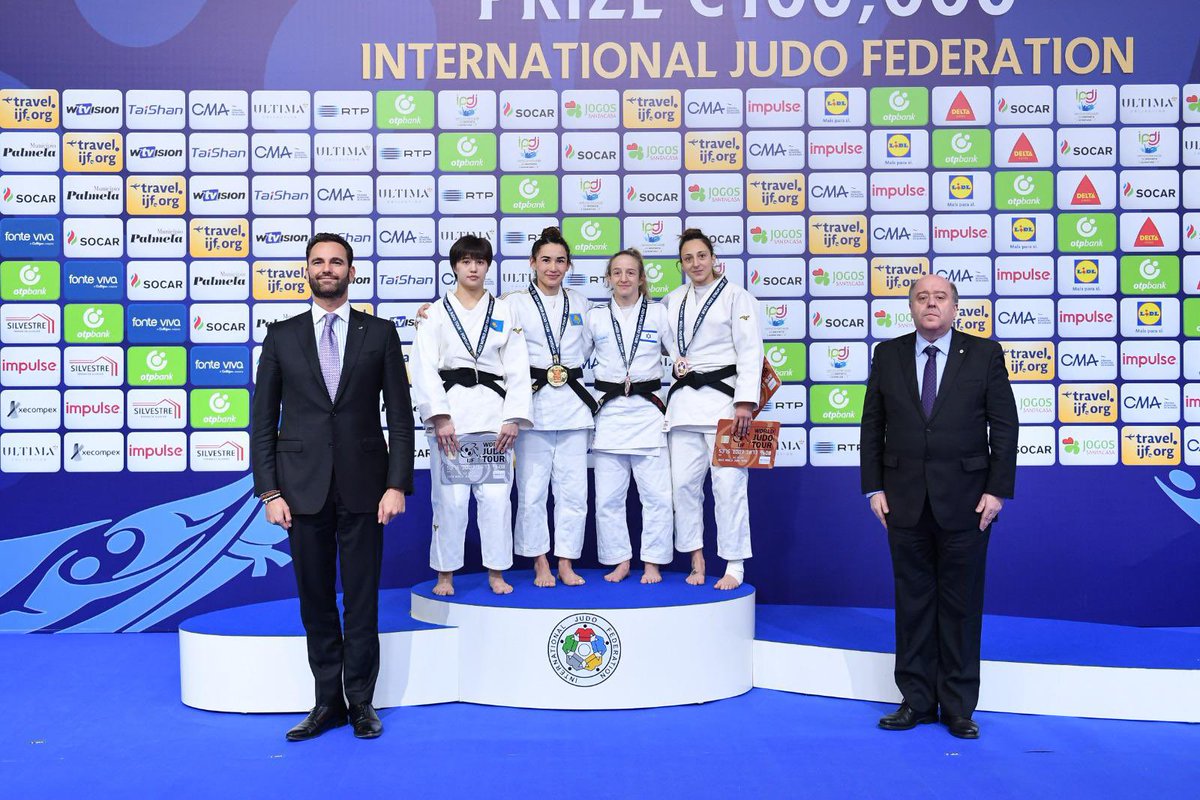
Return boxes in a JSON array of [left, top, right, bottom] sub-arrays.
[[409, 234, 532, 596], [505, 226, 596, 588], [662, 228, 764, 590], [586, 248, 673, 584]]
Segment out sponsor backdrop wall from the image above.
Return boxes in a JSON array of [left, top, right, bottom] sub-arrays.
[[1, 0, 1198, 631]]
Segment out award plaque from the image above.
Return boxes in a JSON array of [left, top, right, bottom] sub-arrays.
[[440, 433, 512, 485], [711, 419, 781, 469]]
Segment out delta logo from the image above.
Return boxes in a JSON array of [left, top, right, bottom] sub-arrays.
[[1008, 133, 1038, 163], [1071, 175, 1102, 205], [948, 175, 974, 200], [887, 133, 911, 159], [1011, 217, 1037, 242], [946, 91, 976, 122], [1135, 217, 1165, 248], [824, 91, 849, 116], [1074, 258, 1100, 284]]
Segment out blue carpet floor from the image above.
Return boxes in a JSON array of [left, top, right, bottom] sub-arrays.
[[1, 633, 1197, 799]]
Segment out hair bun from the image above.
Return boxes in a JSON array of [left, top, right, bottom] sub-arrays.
[[540, 225, 563, 238], [681, 227, 704, 237]]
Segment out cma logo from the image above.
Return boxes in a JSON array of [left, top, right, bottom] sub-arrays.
[[1123, 396, 1164, 409], [192, 102, 245, 117], [1061, 353, 1102, 366], [997, 311, 1038, 324], [873, 226, 916, 240]]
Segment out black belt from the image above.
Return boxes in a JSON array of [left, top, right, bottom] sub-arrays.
[[594, 378, 666, 415], [666, 364, 738, 404], [530, 366, 599, 415], [440, 367, 506, 398]]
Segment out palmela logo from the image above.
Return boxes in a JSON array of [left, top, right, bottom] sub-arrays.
[[547, 613, 621, 686]]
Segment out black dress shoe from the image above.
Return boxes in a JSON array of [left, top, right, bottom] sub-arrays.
[[943, 715, 980, 739], [349, 702, 383, 739], [286, 705, 347, 742], [878, 702, 938, 730]]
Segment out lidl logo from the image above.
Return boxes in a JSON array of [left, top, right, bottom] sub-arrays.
[[1137, 301, 1162, 327], [948, 175, 974, 200], [1074, 258, 1100, 284], [887, 133, 911, 159], [824, 91, 849, 116], [1011, 217, 1037, 242]]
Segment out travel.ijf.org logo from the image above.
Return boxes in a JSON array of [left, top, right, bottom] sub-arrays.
[[547, 613, 621, 686]]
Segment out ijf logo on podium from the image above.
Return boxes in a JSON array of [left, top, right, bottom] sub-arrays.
[[548, 614, 621, 686]]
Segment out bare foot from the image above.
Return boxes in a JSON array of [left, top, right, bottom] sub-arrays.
[[533, 554, 556, 588], [488, 569, 513, 595], [604, 560, 631, 582], [714, 574, 741, 590], [686, 551, 706, 585], [558, 558, 586, 586], [640, 563, 662, 584], [433, 572, 454, 596]]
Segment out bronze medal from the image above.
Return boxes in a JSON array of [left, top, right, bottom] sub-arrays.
[[673, 358, 690, 378], [546, 363, 569, 388]]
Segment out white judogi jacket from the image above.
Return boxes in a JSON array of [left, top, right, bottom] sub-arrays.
[[505, 284, 594, 431], [410, 291, 532, 434], [662, 277, 764, 432], [586, 296, 669, 453]]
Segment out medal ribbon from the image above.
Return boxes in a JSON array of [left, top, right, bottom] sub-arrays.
[[676, 276, 727, 358], [609, 296, 648, 378], [443, 293, 495, 365], [529, 282, 570, 365]]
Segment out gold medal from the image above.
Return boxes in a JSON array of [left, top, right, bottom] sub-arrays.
[[546, 363, 569, 388], [673, 358, 690, 378]]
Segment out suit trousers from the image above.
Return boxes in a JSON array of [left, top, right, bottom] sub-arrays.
[[288, 479, 383, 708], [887, 497, 990, 719]]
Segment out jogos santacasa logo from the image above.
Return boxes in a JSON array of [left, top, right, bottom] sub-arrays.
[[547, 613, 621, 686]]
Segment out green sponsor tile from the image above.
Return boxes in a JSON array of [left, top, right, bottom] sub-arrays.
[[189, 388, 250, 428], [437, 133, 497, 172], [1183, 298, 1200, 337], [993, 171, 1053, 211], [127, 346, 187, 386], [1, 260, 59, 301], [869, 87, 930, 127], [765, 343, 806, 382], [63, 303, 122, 344], [375, 90, 434, 129], [1120, 255, 1180, 295], [931, 129, 991, 169], [809, 384, 866, 424], [500, 174, 558, 214], [645, 259, 682, 299], [562, 217, 620, 256], [1056, 213, 1117, 253]]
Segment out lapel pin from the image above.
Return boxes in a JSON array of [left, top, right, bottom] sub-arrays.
[[958, 349, 964, 354]]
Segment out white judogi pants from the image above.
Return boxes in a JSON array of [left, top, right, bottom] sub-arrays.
[[593, 448, 674, 566], [427, 435, 514, 572], [669, 430, 752, 561], [513, 428, 589, 560]]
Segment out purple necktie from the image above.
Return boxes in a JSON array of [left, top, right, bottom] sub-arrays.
[[319, 312, 340, 402], [921, 344, 938, 417]]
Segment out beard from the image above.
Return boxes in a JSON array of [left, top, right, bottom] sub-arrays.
[[308, 273, 350, 300]]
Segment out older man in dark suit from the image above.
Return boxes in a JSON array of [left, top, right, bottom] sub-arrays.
[[252, 233, 414, 741], [860, 273, 1018, 740]]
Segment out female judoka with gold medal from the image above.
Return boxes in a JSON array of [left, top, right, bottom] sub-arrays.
[[662, 229, 764, 590], [586, 248, 673, 584], [505, 227, 596, 588], [410, 235, 532, 596]]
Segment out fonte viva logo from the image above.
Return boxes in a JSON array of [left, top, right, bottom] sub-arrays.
[[1140, 258, 1161, 279], [146, 350, 169, 371], [19, 264, 41, 286], [82, 307, 105, 329], [579, 221, 603, 241], [457, 136, 479, 157], [827, 388, 850, 409], [767, 345, 788, 367], [394, 94, 416, 114], [889, 90, 909, 111], [951, 133, 973, 154], [1076, 217, 1099, 238], [1013, 174, 1036, 196], [209, 392, 231, 413]]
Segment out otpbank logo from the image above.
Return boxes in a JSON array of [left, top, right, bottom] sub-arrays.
[[0, 89, 59, 128], [870, 87, 929, 127], [376, 91, 435, 129], [623, 89, 681, 128], [0, 260, 59, 301], [0, 218, 58, 259], [64, 304, 123, 344], [437, 133, 497, 172]]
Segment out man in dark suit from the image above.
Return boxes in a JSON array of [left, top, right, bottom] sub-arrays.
[[252, 232, 414, 741], [860, 273, 1018, 740]]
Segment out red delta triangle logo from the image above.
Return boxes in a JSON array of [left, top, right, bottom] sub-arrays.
[[1007, 133, 1038, 163], [947, 91, 976, 122], [1135, 217, 1164, 248], [1071, 175, 1101, 206]]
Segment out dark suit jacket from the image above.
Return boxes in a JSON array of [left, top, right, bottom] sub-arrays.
[[251, 307, 414, 516], [860, 329, 1018, 531]]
